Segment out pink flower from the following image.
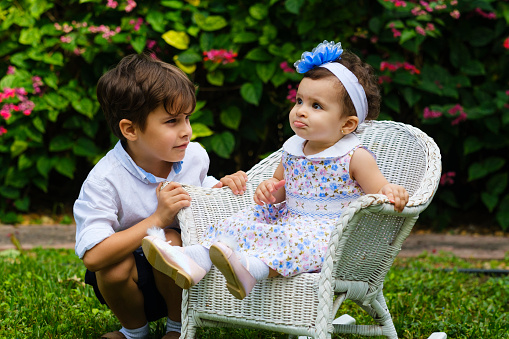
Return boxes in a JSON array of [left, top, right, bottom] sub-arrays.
[[423, 107, 442, 119], [448, 104, 462, 115], [0, 126, 7, 136], [125, 0, 137, 12], [450, 10, 460, 19], [286, 84, 298, 103], [450, 0, 457, 5], [451, 112, 467, 125], [504, 37, 509, 50], [129, 18, 143, 31], [1, 109, 11, 120], [416, 26, 426, 36], [279, 61, 295, 73], [370, 36, 379, 44], [203, 49, 238, 64], [60, 36, 72, 43], [440, 172, 456, 185], [426, 23, 435, 31], [411, 7, 427, 16], [378, 75, 392, 84], [33, 76, 44, 95], [146, 39, 157, 49], [391, 27, 401, 38], [106, 0, 118, 8], [475, 8, 496, 20], [6, 66, 15, 75]]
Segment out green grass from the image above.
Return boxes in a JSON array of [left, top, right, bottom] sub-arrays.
[[0, 249, 507, 338]]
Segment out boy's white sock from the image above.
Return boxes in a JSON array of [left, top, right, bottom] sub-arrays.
[[166, 318, 181, 334], [119, 323, 149, 339], [183, 245, 212, 272], [241, 256, 269, 281]]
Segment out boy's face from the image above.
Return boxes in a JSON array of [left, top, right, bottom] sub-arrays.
[[130, 104, 193, 169]]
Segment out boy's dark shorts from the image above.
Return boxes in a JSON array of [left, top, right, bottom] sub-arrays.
[[85, 247, 167, 322]]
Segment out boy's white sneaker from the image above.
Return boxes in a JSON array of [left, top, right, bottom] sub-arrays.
[[142, 235, 206, 289]]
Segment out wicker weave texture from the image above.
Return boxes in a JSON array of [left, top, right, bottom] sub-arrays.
[[177, 121, 442, 339]]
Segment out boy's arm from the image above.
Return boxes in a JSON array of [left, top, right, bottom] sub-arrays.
[[82, 182, 190, 271]]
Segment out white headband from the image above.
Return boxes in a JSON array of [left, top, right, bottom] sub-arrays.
[[320, 62, 368, 125]]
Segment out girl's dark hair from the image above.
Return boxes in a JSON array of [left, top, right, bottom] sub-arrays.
[[97, 53, 196, 141], [303, 50, 381, 121]]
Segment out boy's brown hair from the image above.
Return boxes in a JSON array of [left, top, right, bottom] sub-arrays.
[[304, 50, 381, 121], [97, 53, 196, 141]]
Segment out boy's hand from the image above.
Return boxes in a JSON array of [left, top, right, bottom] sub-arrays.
[[153, 181, 191, 226], [213, 171, 248, 195], [254, 178, 286, 205], [378, 183, 409, 213]]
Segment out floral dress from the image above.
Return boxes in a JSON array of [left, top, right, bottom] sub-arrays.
[[201, 134, 373, 277]]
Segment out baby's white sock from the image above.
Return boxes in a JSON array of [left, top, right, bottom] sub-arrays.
[[183, 245, 212, 272], [243, 256, 269, 281], [119, 323, 149, 339], [166, 318, 181, 334]]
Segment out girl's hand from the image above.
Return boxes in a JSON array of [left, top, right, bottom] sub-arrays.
[[153, 181, 191, 226], [254, 178, 286, 205], [213, 171, 248, 195], [378, 183, 409, 213]]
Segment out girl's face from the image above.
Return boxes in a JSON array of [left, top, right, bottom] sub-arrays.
[[289, 77, 350, 154]]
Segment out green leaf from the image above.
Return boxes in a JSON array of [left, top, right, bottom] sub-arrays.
[[72, 98, 94, 119], [233, 32, 258, 43], [463, 136, 482, 155], [18, 154, 33, 171], [486, 173, 508, 196], [240, 82, 262, 106], [190, 123, 213, 140], [177, 50, 202, 64], [271, 71, 287, 88], [49, 135, 73, 152], [14, 196, 30, 212], [211, 132, 235, 158], [468, 157, 506, 181], [469, 27, 494, 47], [54, 156, 75, 179], [249, 4, 268, 20], [0, 186, 19, 199], [285, 0, 305, 14], [36, 156, 52, 178], [73, 137, 100, 157], [43, 52, 63, 66], [32, 176, 48, 193], [206, 71, 224, 86], [146, 11, 166, 32], [195, 14, 228, 31], [399, 29, 416, 45], [481, 192, 498, 212], [245, 47, 271, 61], [384, 94, 400, 113], [461, 60, 485, 76], [401, 88, 421, 107], [44, 92, 68, 109], [10, 140, 28, 157], [496, 195, 509, 230], [437, 189, 459, 208], [220, 106, 242, 130], [256, 62, 276, 83], [369, 17, 383, 34], [161, 1, 184, 9], [43, 73, 59, 90], [131, 35, 147, 54], [19, 27, 42, 45]]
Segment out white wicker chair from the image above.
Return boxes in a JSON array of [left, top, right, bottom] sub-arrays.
[[176, 121, 444, 339]]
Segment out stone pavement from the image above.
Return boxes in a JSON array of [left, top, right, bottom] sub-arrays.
[[0, 224, 508, 259]]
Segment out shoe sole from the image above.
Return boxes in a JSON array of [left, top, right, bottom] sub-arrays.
[[209, 244, 247, 300], [142, 238, 193, 289]]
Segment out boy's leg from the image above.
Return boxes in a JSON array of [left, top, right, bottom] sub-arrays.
[[96, 254, 147, 329]]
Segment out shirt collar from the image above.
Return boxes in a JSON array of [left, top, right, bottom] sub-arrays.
[[113, 141, 183, 184], [283, 133, 361, 159]]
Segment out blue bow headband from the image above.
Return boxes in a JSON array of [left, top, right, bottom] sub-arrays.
[[293, 41, 368, 124]]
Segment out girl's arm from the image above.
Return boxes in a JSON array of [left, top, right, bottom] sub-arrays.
[[254, 161, 286, 205], [350, 148, 409, 212]]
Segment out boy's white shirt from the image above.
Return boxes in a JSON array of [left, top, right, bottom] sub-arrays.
[[74, 140, 219, 259]]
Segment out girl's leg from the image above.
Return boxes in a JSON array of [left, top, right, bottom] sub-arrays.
[[209, 242, 271, 300], [142, 230, 210, 289]]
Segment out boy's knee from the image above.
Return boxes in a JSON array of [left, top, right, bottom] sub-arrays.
[[96, 254, 137, 286]]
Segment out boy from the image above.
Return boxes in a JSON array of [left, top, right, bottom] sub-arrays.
[[74, 53, 247, 339]]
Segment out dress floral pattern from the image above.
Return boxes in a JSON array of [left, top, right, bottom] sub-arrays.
[[201, 134, 373, 277]]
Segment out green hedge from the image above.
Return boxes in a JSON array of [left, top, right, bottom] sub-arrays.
[[1, 0, 508, 230]]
